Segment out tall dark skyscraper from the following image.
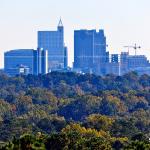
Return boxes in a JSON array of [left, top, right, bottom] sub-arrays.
[[74, 29, 107, 75], [38, 19, 68, 71]]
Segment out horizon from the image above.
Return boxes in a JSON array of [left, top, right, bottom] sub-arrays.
[[0, 0, 150, 68]]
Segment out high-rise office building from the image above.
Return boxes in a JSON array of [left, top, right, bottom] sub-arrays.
[[33, 48, 48, 75], [105, 63, 120, 75], [4, 48, 48, 76], [74, 29, 107, 75], [64, 46, 68, 69], [38, 19, 68, 71]]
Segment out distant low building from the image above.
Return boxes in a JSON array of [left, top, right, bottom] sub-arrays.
[[120, 52, 129, 75], [4, 49, 34, 76], [105, 62, 120, 75], [4, 48, 48, 76], [127, 55, 150, 70], [5, 65, 30, 76], [120, 53, 150, 75], [105, 52, 150, 76]]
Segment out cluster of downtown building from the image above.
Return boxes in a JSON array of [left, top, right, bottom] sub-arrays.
[[5, 20, 68, 76], [4, 20, 150, 76]]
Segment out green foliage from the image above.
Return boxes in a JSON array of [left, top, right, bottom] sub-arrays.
[[0, 71, 149, 149], [84, 114, 115, 131]]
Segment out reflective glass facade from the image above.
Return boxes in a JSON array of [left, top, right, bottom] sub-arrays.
[[74, 29, 107, 75], [38, 21, 66, 71], [4, 49, 34, 75]]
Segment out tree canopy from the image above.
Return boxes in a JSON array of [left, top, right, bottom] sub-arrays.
[[0, 71, 150, 149]]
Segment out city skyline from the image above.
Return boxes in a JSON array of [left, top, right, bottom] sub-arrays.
[[0, 0, 150, 68]]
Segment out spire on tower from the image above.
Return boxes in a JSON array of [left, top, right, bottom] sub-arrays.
[[58, 17, 63, 27]]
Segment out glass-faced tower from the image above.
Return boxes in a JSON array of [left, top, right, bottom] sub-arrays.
[[38, 19, 66, 71], [74, 29, 107, 75]]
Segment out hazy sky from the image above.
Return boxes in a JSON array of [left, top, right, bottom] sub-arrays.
[[0, 0, 150, 67]]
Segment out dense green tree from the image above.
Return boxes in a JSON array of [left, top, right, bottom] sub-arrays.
[[0, 71, 149, 145], [84, 114, 114, 131]]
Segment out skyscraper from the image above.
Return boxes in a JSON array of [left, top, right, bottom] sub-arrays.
[[64, 46, 68, 69], [33, 48, 48, 75], [74, 29, 107, 75], [38, 19, 68, 71]]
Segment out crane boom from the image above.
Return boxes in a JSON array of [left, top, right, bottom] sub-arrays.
[[124, 44, 141, 55]]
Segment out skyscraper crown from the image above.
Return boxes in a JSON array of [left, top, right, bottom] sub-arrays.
[[58, 18, 63, 27]]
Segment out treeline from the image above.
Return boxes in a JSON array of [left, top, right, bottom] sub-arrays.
[[0, 71, 150, 149], [2, 123, 150, 149]]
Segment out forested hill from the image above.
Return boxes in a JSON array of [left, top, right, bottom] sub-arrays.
[[0, 72, 150, 149]]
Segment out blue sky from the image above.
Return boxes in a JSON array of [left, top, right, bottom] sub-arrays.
[[0, 0, 150, 67]]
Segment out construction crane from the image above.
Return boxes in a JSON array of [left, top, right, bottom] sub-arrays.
[[124, 44, 141, 55]]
